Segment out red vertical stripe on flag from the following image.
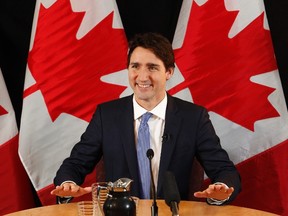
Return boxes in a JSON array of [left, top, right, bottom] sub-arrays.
[[1, 68, 35, 214], [0, 136, 35, 214], [234, 139, 288, 215]]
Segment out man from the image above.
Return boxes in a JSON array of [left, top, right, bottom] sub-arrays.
[[51, 32, 241, 205]]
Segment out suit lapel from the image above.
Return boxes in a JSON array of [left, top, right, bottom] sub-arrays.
[[117, 95, 141, 193], [157, 95, 182, 193]]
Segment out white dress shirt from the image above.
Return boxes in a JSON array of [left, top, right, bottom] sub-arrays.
[[133, 94, 167, 191]]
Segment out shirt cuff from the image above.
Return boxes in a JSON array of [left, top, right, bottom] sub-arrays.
[[60, 180, 76, 186], [207, 197, 229, 205], [57, 196, 73, 204]]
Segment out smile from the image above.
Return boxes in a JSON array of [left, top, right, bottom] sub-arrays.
[[137, 84, 151, 88]]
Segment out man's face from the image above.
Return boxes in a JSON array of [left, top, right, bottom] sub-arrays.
[[128, 47, 173, 109]]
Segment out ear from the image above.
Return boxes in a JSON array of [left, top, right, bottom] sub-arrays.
[[166, 67, 174, 80]]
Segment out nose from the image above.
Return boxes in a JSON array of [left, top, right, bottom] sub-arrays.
[[137, 68, 149, 81]]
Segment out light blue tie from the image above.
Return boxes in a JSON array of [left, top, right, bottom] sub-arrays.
[[137, 112, 153, 199]]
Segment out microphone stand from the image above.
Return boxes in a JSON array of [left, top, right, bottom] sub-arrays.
[[170, 202, 179, 216], [147, 149, 158, 216], [149, 161, 158, 216]]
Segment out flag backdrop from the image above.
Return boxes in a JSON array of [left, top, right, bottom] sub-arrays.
[[0, 69, 35, 215], [19, 0, 128, 205], [171, 0, 288, 215], [18, 0, 288, 215]]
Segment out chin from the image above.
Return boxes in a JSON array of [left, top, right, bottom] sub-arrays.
[[135, 93, 151, 101]]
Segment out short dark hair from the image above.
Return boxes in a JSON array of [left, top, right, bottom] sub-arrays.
[[127, 32, 175, 70]]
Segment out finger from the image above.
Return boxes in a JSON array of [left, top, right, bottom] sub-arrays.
[[70, 184, 80, 193], [226, 187, 234, 195], [62, 183, 72, 191], [194, 190, 209, 198], [51, 189, 69, 197], [194, 192, 205, 198], [83, 187, 92, 193], [208, 184, 216, 190], [54, 185, 64, 191], [50, 185, 64, 195], [205, 184, 217, 194], [72, 187, 92, 197], [214, 184, 224, 191], [50, 189, 58, 195], [218, 186, 233, 195]]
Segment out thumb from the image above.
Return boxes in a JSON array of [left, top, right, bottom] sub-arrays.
[[83, 186, 92, 193]]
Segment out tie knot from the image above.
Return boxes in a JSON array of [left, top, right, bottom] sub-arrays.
[[141, 112, 152, 125]]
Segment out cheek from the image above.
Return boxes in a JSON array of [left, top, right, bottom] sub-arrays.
[[128, 72, 137, 84], [128, 71, 135, 79]]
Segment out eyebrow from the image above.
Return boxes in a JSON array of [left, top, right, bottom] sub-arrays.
[[129, 62, 139, 65], [146, 63, 160, 68], [129, 62, 160, 67]]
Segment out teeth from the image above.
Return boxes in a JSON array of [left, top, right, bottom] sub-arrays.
[[138, 84, 150, 88]]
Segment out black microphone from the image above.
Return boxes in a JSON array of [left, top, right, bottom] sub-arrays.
[[163, 171, 180, 216], [146, 149, 158, 216], [162, 133, 170, 143]]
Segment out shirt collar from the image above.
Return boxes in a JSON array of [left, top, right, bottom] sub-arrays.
[[133, 94, 167, 120]]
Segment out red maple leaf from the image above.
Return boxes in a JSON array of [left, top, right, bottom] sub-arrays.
[[25, 0, 128, 122], [172, 1, 279, 131], [0, 106, 8, 116]]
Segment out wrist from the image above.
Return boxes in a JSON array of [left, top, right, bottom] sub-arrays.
[[207, 197, 229, 205], [57, 196, 73, 204]]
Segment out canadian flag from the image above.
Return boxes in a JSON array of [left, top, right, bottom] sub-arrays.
[[0, 69, 35, 215], [171, 0, 288, 215], [19, 0, 128, 205], [19, 0, 288, 215]]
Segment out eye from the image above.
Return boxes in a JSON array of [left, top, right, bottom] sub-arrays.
[[148, 65, 159, 71], [130, 63, 139, 69]]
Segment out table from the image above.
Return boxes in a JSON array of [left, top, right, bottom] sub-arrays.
[[5, 200, 279, 216]]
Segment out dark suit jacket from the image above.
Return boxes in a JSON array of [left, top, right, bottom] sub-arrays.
[[54, 94, 241, 202]]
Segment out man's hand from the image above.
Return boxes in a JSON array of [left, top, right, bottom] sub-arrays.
[[194, 184, 234, 201], [50, 182, 92, 198]]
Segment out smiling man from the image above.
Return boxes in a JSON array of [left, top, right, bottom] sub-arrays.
[[51, 32, 241, 205]]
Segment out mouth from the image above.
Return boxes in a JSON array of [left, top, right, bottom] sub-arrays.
[[137, 83, 151, 88]]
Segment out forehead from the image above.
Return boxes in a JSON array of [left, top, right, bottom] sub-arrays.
[[130, 47, 162, 64]]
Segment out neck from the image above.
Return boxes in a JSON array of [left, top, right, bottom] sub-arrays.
[[136, 93, 166, 111]]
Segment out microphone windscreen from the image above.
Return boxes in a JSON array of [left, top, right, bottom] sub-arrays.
[[163, 171, 181, 205], [146, 148, 154, 160]]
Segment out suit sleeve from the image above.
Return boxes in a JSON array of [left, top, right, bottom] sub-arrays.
[[54, 106, 103, 186], [195, 108, 241, 203]]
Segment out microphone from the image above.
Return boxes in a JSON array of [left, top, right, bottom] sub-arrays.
[[163, 171, 180, 216], [146, 149, 158, 216], [162, 133, 170, 143]]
